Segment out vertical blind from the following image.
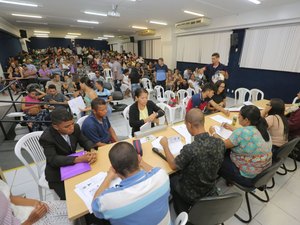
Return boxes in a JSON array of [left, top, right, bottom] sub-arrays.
[[140, 39, 162, 59], [240, 24, 300, 73], [176, 31, 232, 65]]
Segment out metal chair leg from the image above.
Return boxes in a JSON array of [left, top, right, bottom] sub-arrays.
[[276, 163, 288, 175], [234, 192, 252, 223], [249, 189, 270, 203], [267, 177, 275, 189]]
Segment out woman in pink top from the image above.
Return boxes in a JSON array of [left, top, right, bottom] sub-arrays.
[[21, 86, 49, 131], [261, 98, 289, 152]]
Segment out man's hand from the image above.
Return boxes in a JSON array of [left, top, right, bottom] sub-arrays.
[[160, 136, 169, 148], [223, 122, 234, 131], [209, 126, 216, 135]]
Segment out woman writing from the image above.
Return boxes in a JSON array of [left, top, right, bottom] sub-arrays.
[[210, 105, 272, 186], [129, 88, 165, 137]]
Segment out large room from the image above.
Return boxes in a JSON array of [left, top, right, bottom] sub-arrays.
[[0, 0, 300, 225]]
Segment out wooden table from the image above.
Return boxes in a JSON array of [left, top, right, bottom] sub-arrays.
[[65, 100, 269, 220]]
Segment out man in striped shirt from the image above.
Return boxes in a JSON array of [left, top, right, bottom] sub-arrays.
[[92, 142, 171, 225]]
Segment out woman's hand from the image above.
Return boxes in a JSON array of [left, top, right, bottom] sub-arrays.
[[209, 126, 216, 135], [223, 123, 234, 131], [23, 201, 48, 225]]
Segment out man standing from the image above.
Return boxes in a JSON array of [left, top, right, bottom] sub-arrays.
[[202, 52, 229, 83], [154, 58, 168, 90], [92, 142, 171, 225], [39, 108, 96, 200], [111, 57, 123, 91], [160, 108, 226, 214], [81, 98, 118, 147]]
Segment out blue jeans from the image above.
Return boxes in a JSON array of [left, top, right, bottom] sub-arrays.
[[131, 83, 141, 100]]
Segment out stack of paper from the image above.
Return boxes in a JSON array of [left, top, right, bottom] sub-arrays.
[[151, 136, 183, 156], [74, 172, 121, 213], [210, 115, 232, 124], [172, 124, 192, 144], [213, 125, 232, 139], [225, 106, 242, 112]]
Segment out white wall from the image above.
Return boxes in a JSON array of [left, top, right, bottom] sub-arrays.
[[0, 17, 20, 37]]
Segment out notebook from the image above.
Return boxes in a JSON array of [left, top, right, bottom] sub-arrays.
[[60, 151, 91, 181]]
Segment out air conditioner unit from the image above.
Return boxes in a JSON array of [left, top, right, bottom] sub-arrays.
[[175, 17, 211, 29], [137, 29, 156, 36]]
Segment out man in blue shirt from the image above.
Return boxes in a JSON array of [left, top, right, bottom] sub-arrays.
[[202, 52, 229, 82], [95, 81, 113, 116], [154, 58, 168, 90], [92, 142, 171, 225], [81, 98, 118, 147]]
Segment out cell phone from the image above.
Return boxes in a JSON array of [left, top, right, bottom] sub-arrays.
[[152, 147, 167, 161]]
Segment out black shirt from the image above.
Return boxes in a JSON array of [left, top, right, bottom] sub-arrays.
[[212, 92, 226, 104], [175, 133, 226, 203], [204, 63, 227, 82], [129, 67, 141, 84]]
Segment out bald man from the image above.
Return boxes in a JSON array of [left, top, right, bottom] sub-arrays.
[[160, 108, 226, 214]]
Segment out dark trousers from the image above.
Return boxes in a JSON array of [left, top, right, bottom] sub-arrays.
[[156, 80, 166, 91], [48, 181, 66, 200], [218, 151, 253, 187], [170, 173, 192, 215], [114, 80, 121, 92]]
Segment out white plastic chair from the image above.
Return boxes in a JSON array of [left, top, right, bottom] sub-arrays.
[[250, 88, 264, 102], [187, 88, 196, 97], [141, 78, 155, 99], [177, 89, 189, 105], [123, 105, 132, 138], [292, 97, 298, 104], [14, 131, 54, 200], [234, 88, 251, 105], [154, 85, 165, 103], [164, 90, 176, 102], [76, 115, 89, 128], [175, 212, 188, 225]]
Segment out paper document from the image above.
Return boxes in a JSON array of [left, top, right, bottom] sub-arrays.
[[172, 124, 192, 144], [210, 115, 232, 124], [140, 135, 156, 144], [74, 172, 121, 213], [68, 96, 86, 118], [213, 125, 232, 139], [243, 101, 254, 106], [140, 122, 151, 132], [151, 136, 183, 156], [225, 106, 242, 112]]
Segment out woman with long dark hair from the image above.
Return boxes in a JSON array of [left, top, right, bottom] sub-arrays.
[[261, 98, 289, 150], [210, 105, 272, 186]]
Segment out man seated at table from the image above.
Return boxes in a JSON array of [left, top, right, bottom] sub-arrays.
[[44, 84, 68, 110], [92, 142, 171, 225], [39, 108, 97, 200], [186, 83, 230, 116], [159, 108, 226, 214], [82, 98, 118, 147]]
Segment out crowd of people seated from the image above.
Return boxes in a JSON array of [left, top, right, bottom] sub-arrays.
[[1, 46, 300, 225]]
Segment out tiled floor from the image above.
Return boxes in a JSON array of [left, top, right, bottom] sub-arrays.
[[2, 96, 300, 224]]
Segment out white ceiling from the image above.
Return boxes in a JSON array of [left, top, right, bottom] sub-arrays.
[[0, 0, 298, 39]]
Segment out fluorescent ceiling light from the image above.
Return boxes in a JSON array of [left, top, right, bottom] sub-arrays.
[[34, 30, 50, 33], [68, 32, 81, 35], [16, 20, 47, 25], [84, 11, 107, 17], [149, 20, 167, 26], [65, 36, 78, 39], [103, 34, 114, 38], [0, 0, 37, 7], [184, 10, 204, 17], [248, 0, 261, 4], [12, 13, 42, 18], [35, 36, 48, 38], [132, 25, 147, 29], [77, 19, 99, 24], [97, 36, 108, 39], [35, 34, 48, 37], [70, 25, 94, 29]]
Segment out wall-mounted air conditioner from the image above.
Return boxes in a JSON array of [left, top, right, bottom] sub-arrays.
[[175, 17, 211, 30]]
